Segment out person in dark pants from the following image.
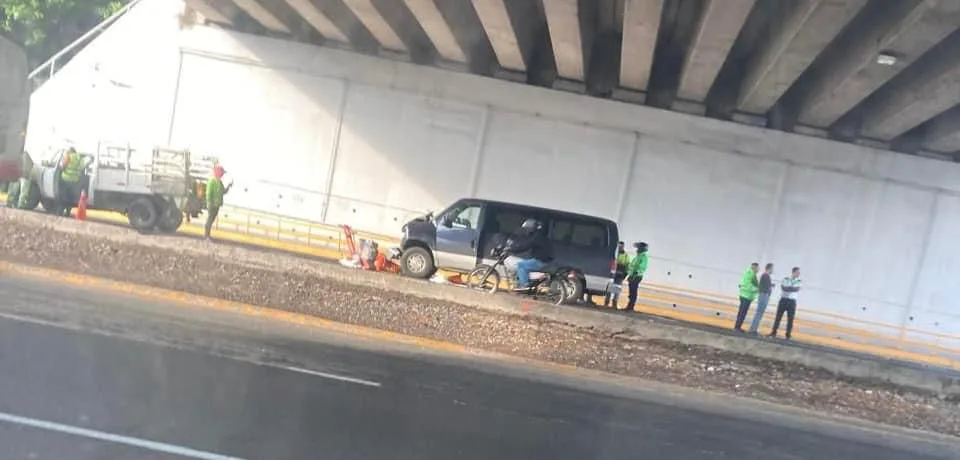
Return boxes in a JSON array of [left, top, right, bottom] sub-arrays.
[[57, 147, 84, 217], [734, 263, 759, 332], [769, 267, 802, 339], [624, 242, 648, 311], [749, 263, 775, 334], [204, 164, 231, 241]]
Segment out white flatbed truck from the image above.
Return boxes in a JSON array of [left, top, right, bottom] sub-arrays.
[[27, 144, 216, 233]]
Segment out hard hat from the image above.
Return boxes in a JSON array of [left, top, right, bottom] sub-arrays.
[[213, 164, 225, 178]]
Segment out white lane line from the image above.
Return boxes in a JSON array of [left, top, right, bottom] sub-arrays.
[[274, 364, 382, 387], [0, 411, 246, 460], [0, 311, 383, 389]]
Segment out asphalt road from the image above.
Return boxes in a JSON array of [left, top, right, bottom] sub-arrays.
[[0, 275, 955, 460]]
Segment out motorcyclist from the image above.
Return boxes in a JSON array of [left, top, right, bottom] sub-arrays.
[[505, 218, 553, 291]]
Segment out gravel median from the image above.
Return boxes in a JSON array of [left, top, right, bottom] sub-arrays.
[[1, 209, 958, 436]]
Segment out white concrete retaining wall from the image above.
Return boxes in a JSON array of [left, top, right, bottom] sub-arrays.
[[24, 0, 960, 348]]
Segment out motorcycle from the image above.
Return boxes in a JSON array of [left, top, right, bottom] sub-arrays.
[[465, 239, 579, 305]]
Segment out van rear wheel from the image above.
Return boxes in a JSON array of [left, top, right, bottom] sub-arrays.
[[400, 247, 435, 279]]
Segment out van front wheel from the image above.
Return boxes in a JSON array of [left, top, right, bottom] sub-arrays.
[[400, 247, 435, 279]]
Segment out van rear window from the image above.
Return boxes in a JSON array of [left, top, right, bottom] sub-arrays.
[[549, 217, 609, 250]]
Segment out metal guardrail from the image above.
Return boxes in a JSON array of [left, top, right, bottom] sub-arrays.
[[211, 206, 399, 250]]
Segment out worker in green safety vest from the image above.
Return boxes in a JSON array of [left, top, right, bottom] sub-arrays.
[[603, 241, 631, 308], [624, 242, 649, 311], [58, 147, 85, 217], [204, 164, 232, 241], [734, 262, 760, 332]]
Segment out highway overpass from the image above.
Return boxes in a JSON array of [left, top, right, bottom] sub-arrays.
[[22, 0, 960, 351], [183, 0, 960, 157]]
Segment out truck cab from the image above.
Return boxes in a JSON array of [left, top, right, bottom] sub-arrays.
[[34, 148, 94, 210]]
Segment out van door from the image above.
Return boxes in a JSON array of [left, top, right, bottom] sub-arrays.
[[476, 204, 553, 268], [547, 214, 615, 292], [434, 201, 484, 271]]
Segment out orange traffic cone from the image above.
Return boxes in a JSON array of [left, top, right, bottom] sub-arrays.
[[76, 190, 88, 221]]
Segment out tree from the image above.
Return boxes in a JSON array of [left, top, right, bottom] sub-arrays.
[[0, 0, 125, 68]]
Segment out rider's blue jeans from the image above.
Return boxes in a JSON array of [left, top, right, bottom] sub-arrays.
[[515, 258, 546, 288]]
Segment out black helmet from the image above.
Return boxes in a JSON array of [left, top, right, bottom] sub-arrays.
[[634, 241, 648, 251], [520, 218, 541, 233]]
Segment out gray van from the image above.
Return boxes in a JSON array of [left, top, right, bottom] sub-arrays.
[[399, 198, 620, 298]]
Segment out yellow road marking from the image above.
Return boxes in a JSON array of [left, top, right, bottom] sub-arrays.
[[6, 203, 958, 368], [0, 261, 586, 375], [630, 302, 959, 369], [5, 193, 960, 341], [3, 257, 956, 370]]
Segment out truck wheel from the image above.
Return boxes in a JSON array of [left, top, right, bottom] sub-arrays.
[[128, 197, 158, 231], [400, 246, 435, 279], [20, 182, 41, 211], [156, 202, 183, 233]]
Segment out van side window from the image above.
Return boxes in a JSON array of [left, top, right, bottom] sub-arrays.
[[450, 205, 481, 230], [550, 217, 608, 249], [488, 207, 525, 236]]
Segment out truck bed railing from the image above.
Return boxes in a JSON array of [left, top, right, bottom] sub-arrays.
[[93, 144, 217, 197]]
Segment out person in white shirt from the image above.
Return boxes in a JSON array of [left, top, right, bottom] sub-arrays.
[[768, 267, 802, 340]]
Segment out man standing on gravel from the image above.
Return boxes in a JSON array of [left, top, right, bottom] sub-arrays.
[[768, 267, 802, 340], [603, 241, 630, 308], [748, 263, 774, 334], [623, 242, 648, 311], [204, 164, 231, 241], [58, 147, 84, 217], [734, 263, 759, 332]]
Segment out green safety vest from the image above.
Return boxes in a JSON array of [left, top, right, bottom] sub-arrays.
[[205, 177, 225, 208], [61, 152, 83, 183]]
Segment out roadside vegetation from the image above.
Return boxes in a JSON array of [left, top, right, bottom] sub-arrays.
[[1, 0, 125, 68]]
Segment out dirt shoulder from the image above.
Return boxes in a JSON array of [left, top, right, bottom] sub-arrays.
[[1, 209, 958, 436]]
